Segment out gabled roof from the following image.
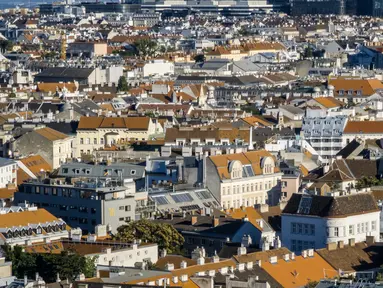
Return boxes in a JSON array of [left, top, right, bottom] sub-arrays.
[[34, 127, 69, 141], [282, 193, 379, 218]]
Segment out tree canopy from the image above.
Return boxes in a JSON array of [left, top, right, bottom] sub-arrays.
[[194, 54, 205, 63], [133, 39, 158, 58], [2, 245, 97, 283], [113, 219, 184, 254], [0, 40, 13, 53], [117, 76, 129, 92]]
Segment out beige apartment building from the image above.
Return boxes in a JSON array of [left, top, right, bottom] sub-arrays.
[[206, 150, 283, 209], [75, 116, 160, 157]]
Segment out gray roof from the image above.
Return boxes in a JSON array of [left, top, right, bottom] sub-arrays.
[[280, 105, 305, 115], [302, 115, 348, 138], [149, 188, 220, 213], [35, 67, 94, 80], [0, 157, 16, 167], [58, 162, 145, 180], [282, 193, 379, 217]]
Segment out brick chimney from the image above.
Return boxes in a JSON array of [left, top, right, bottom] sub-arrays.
[[338, 240, 344, 249], [348, 238, 355, 247], [192, 216, 198, 225]]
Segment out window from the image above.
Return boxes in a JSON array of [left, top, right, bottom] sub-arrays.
[[125, 217, 131, 221], [35, 186, 40, 194], [52, 188, 57, 196], [86, 138, 90, 145], [349, 225, 354, 235], [125, 205, 131, 212], [62, 168, 68, 174], [94, 138, 97, 144], [304, 224, 309, 235], [310, 224, 315, 236], [372, 221, 376, 231], [334, 227, 339, 237], [80, 138, 84, 144], [357, 223, 361, 234], [291, 223, 297, 234], [119, 217, 124, 221], [91, 208, 96, 214], [119, 206, 124, 210], [298, 223, 303, 234], [100, 138, 104, 145]]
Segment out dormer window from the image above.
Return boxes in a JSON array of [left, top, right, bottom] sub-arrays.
[[348, 90, 353, 95], [357, 90, 362, 95], [338, 90, 344, 95]]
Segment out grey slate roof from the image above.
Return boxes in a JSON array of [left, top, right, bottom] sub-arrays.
[[282, 193, 379, 217], [35, 67, 94, 80], [58, 162, 145, 180]]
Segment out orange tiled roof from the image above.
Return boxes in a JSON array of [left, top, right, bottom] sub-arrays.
[[209, 150, 279, 180], [261, 252, 338, 288], [37, 82, 77, 93], [34, 127, 69, 141], [78, 116, 150, 130], [242, 116, 274, 127], [313, 97, 344, 108], [17, 155, 52, 185], [0, 209, 62, 228], [226, 206, 263, 230], [343, 121, 383, 134], [0, 187, 17, 199], [329, 78, 383, 96]]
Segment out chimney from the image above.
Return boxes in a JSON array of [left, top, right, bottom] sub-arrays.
[[192, 216, 198, 225], [366, 235, 375, 246], [302, 250, 308, 258], [160, 249, 167, 258], [338, 240, 344, 249], [197, 257, 205, 265], [180, 260, 187, 269], [213, 217, 219, 227], [237, 245, 247, 256], [165, 263, 174, 271], [348, 238, 355, 247], [326, 242, 337, 251]]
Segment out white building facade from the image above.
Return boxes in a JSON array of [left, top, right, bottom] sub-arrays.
[[282, 193, 380, 254], [301, 115, 348, 162]]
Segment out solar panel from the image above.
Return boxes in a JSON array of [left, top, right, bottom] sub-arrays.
[[297, 196, 312, 214], [152, 196, 169, 205], [196, 190, 211, 200], [171, 193, 194, 203]]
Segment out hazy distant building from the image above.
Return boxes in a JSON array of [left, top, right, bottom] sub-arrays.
[[290, 0, 356, 15]]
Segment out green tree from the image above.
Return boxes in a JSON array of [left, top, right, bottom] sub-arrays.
[[8, 92, 16, 98], [1, 244, 97, 282], [194, 54, 205, 63], [117, 76, 129, 92], [134, 38, 158, 58], [113, 219, 184, 254], [0, 40, 13, 53]]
